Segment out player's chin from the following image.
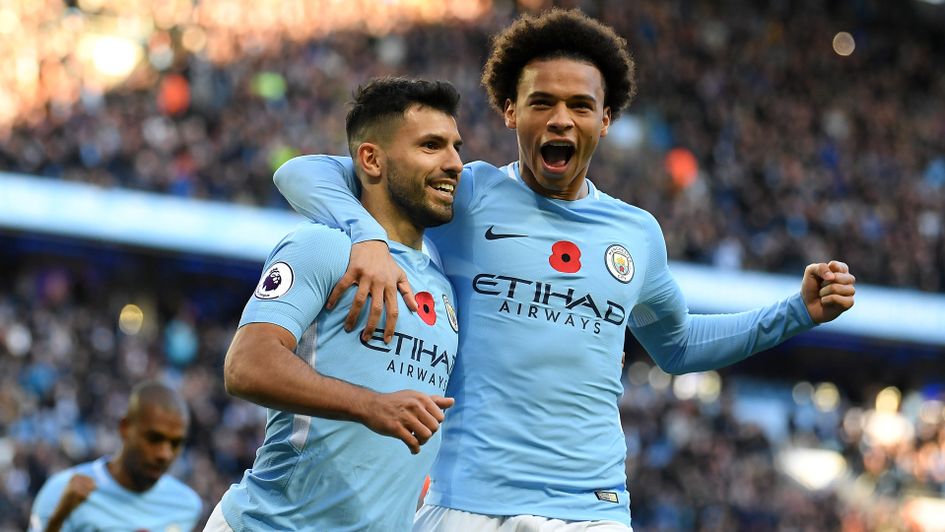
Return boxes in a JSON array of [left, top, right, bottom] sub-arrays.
[[144, 463, 169, 480], [535, 171, 576, 193], [421, 204, 454, 228]]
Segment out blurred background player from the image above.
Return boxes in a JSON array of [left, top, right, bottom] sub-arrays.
[[29, 381, 200, 532], [205, 77, 462, 531], [273, 9, 855, 531]]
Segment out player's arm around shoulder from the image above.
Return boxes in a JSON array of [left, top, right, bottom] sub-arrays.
[[324, 163, 486, 343], [272, 154, 361, 211]]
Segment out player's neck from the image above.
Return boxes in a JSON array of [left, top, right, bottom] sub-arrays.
[[518, 163, 589, 200], [107, 454, 151, 493], [107, 455, 136, 491], [361, 191, 425, 249], [370, 209, 424, 250]]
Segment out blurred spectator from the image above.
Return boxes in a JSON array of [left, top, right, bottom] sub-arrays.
[[0, 0, 942, 291]]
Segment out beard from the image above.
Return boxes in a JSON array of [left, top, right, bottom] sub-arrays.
[[385, 161, 453, 229]]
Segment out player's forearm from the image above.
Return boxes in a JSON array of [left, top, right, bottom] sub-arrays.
[[223, 328, 375, 422], [43, 503, 75, 532], [633, 293, 814, 374], [273, 155, 388, 243]]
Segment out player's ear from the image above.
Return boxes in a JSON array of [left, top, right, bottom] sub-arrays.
[[118, 416, 130, 441], [356, 142, 384, 182], [503, 99, 516, 129], [599, 106, 611, 137]]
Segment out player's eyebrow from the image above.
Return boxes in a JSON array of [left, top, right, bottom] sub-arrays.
[[526, 91, 598, 105], [418, 133, 464, 149]]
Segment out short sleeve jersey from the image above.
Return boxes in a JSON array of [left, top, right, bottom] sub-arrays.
[[220, 222, 459, 531], [29, 456, 201, 532]]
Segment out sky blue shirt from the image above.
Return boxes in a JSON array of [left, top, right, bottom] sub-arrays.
[[274, 157, 815, 526], [220, 222, 458, 531], [29, 456, 201, 532]]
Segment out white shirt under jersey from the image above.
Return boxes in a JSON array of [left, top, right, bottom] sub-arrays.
[[220, 222, 459, 531], [273, 157, 815, 526]]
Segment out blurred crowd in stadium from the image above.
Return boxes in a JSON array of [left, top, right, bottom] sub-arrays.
[[1, 0, 943, 291], [2, 255, 944, 529], [2, 0, 944, 530]]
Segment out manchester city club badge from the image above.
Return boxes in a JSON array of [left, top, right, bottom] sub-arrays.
[[604, 244, 634, 284], [443, 293, 459, 333]]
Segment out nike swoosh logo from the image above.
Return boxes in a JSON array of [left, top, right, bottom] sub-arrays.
[[485, 226, 527, 240]]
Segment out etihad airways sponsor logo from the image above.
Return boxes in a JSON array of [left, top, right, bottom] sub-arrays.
[[472, 273, 627, 334], [360, 329, 454, 391]]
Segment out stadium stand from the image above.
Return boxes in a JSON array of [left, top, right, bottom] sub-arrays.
[[0, 0, 942, 291]]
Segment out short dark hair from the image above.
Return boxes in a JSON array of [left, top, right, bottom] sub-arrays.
[[126, 380, 189, 424], [345, 77, 461, 156], [481, 8, 636, 119]]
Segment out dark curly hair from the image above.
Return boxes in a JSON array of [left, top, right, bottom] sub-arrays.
[[482, 8, 636, 119]]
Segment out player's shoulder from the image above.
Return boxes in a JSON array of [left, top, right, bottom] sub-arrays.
[[34, 460, 94, 503], [463, 160, 511, 183], [258, 222, 352, 296], [54, 459, 98, 482], [281, 221, 353, 250], [37, 466, 77, 494], [156, 475, 202, 510], [594, 188, 661, 226]]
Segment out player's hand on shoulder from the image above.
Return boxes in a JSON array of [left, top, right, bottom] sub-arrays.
[[361, 390, 455, 455], [61, 474, 96, 510], [328, 240, 417, 344], [801, 260, 855, 324]]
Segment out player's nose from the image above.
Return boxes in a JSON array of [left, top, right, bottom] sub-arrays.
[[547, 103, 574, 132], [442, 146, 463, 176]]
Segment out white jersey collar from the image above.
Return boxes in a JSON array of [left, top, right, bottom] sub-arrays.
[[502, 161, 600, 201]]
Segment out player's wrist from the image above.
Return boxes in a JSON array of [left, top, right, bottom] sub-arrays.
[[349, 388, 380, 426]]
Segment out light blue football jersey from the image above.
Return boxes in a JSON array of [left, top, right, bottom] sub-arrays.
[[29, 456, 201, 532], [220, 222, 459, 531], [274, 156, 814, 525]]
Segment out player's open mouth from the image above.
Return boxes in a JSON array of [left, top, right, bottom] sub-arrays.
[[540, 141, 575, 172]]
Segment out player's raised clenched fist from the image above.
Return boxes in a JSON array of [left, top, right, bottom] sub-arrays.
[[360, 390, 454, 455], [801, 260, 855, 324], [61, 474, 96, 511]]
